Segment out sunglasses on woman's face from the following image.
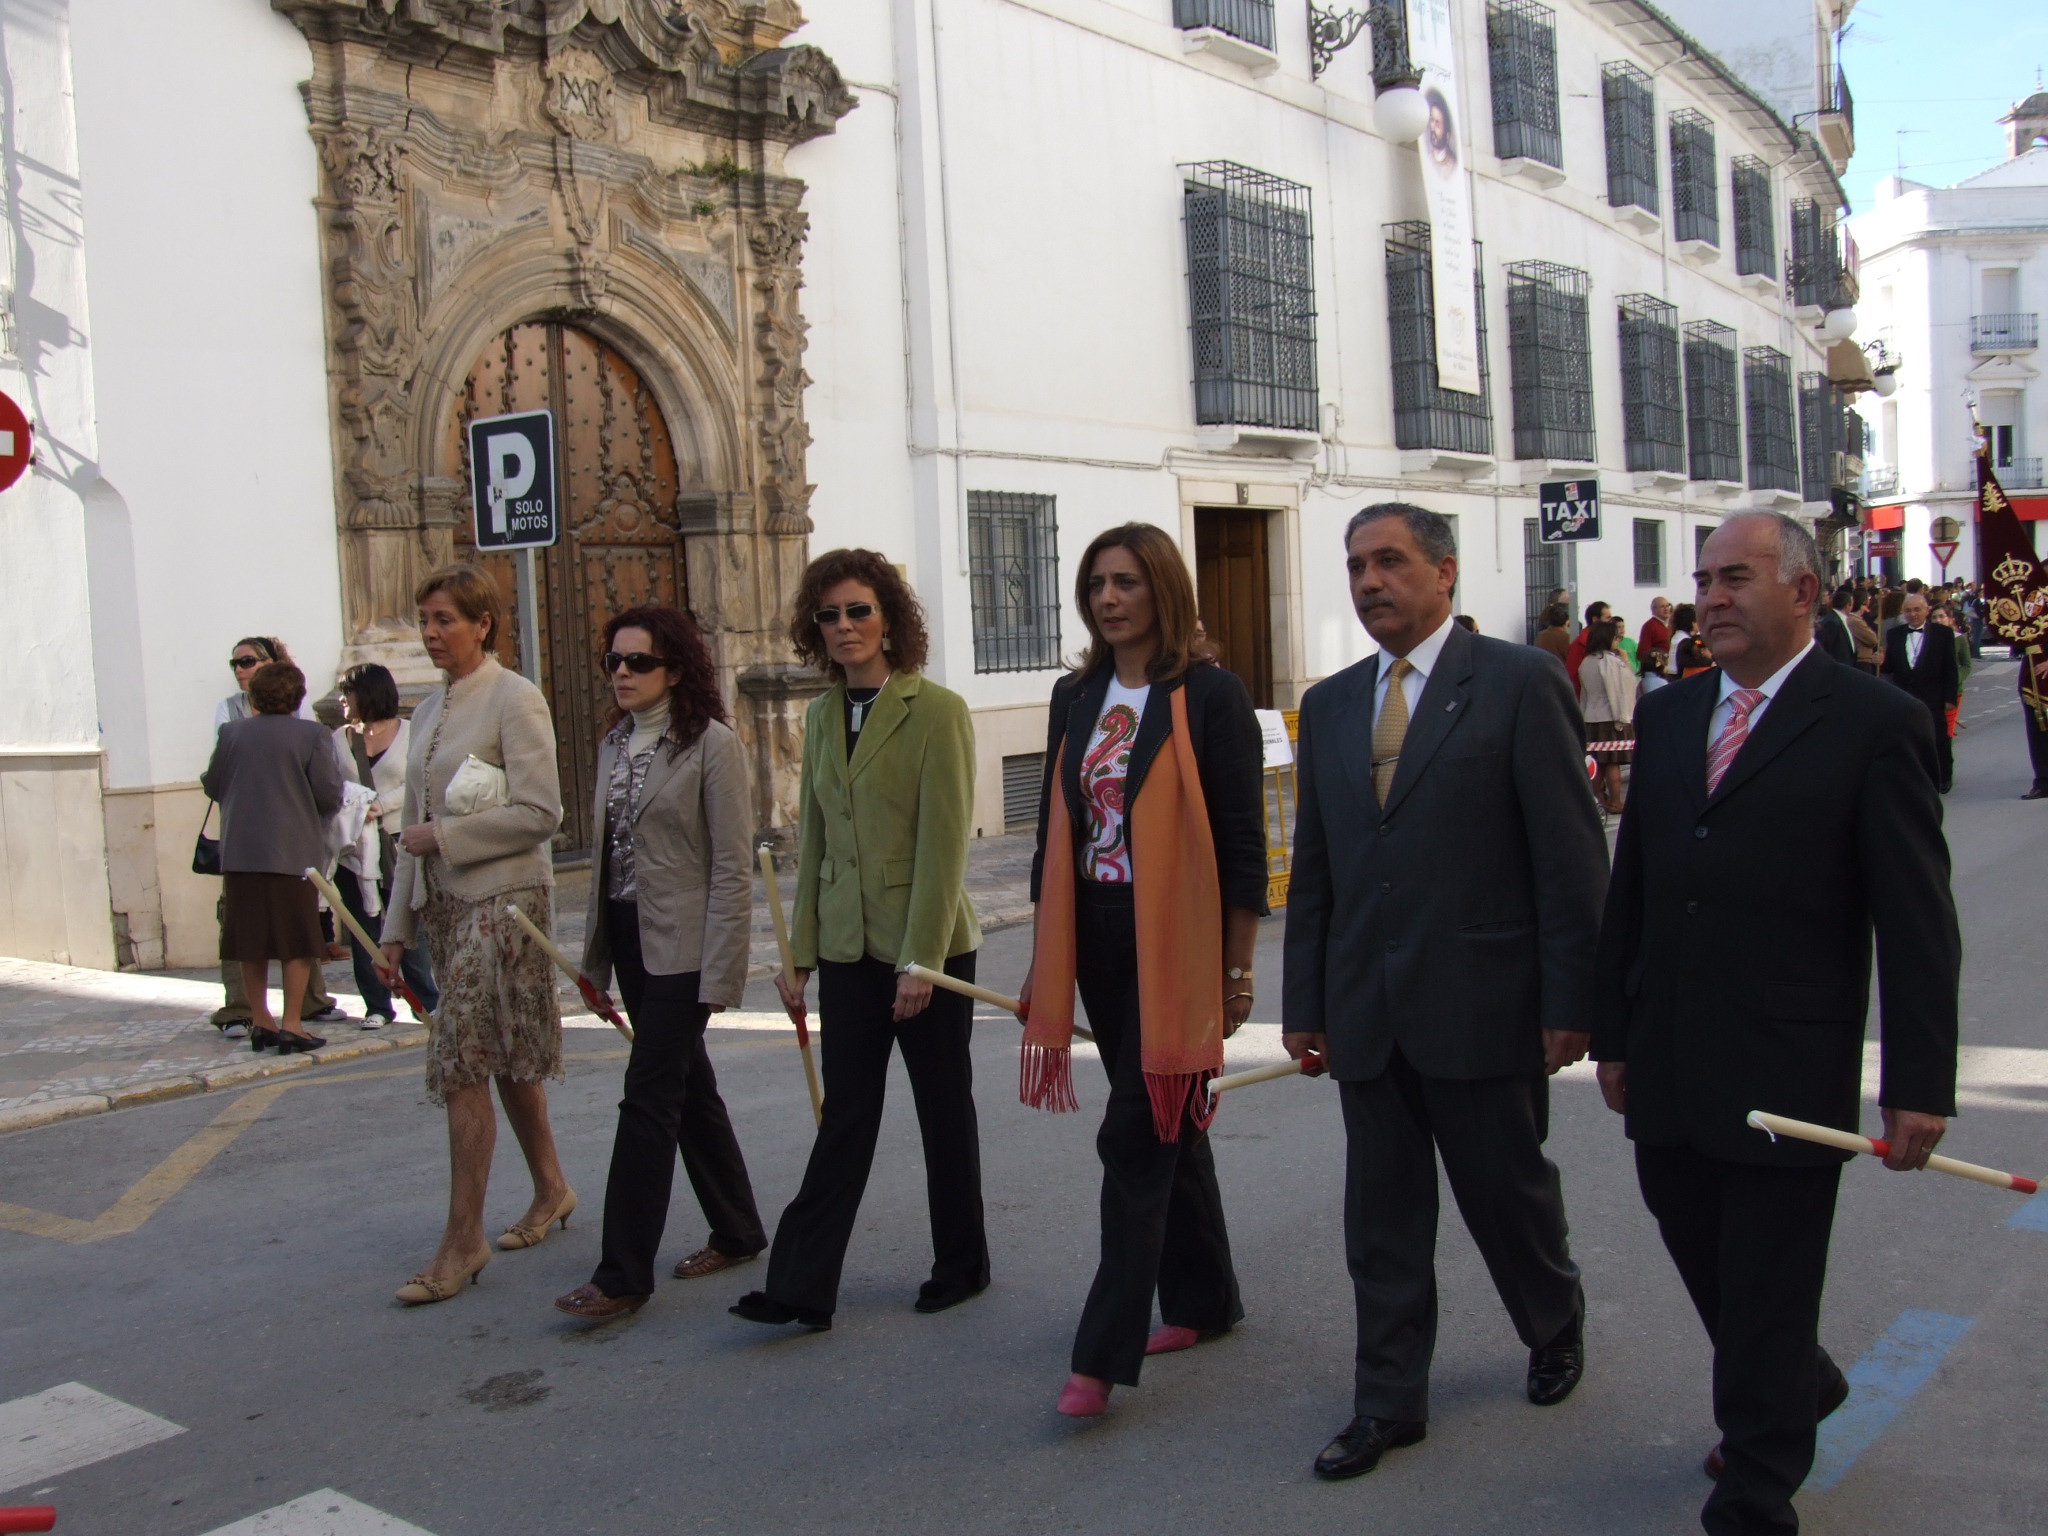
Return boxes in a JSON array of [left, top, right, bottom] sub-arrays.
[[814, 602, 878, 627], [230, 655, 263, 670], [602, 651, 668, 675]]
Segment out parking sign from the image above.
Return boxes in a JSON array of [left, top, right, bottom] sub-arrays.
[[467, 409, 558, 551]]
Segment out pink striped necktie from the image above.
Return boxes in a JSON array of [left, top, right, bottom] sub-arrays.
[[1706, 688, 1766, 794]]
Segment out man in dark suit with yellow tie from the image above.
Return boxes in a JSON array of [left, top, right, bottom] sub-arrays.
[[1282, 503, 1609, 1480], [1594, 512, 1959, 1535]]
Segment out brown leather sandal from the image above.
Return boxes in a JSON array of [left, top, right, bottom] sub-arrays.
[[673, 1246, 756, 1280]]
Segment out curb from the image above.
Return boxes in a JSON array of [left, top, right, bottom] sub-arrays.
[[0, 1024, 431, 1138]]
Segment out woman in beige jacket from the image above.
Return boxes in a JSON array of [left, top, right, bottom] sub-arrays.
[[553, 604, 766, 1322], [379, 565, 572, 1305]]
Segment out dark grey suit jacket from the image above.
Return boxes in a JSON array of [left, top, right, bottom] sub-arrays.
[[201, 715, 344, 877], [1282, 621, 1610, 1080]]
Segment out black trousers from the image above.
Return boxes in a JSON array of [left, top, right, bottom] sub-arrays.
[[590, 902, 766, 1298], [2023, 679, 2048, 792], [332, 866, 439, 1020], [1069, 882, 1242, 1386], [1636, 1144, 1844, 1536], [761, 950, 987, 1316], [1919, 700, 1955, 786], [1339, 1047, 1581, 1422]]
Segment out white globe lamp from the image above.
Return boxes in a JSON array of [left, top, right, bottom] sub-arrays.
[[1819, 305, 1859, 343], [1374, 85, 1429, 145], [1871, 368, 1900, 399]]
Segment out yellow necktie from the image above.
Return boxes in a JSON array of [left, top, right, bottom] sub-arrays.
[[1372, 657, 1414, 802]]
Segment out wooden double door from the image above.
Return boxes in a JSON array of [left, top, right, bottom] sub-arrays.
[[454, 321, 685, 852]]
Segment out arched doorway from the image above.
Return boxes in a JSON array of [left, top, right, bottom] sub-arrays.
[[453, 321, 684, 851]]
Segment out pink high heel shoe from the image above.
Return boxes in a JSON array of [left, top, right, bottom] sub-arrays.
[[1146, 1324, 1201, 1355], [1057, 1374, 1111, 1417]]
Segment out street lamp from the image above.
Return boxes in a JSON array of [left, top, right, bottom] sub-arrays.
[[1819, 304, 1859, 343], [1310, 2, 1427, 143]]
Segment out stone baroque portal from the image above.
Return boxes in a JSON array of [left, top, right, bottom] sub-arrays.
[[272, 0, 854, 842]]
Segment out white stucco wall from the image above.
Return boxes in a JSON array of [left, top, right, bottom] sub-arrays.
[[69, 0, 340, 793]]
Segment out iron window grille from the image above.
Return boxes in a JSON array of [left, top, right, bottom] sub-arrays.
[[1682, 320, 1740, 484], [1368, 0, 1417, 90], [1633, 518, 1665, 585], [1384, 221, 1494, 455], [1618, 292, 1684, 474], [1175, 0, 1274, 51], [1742, 347, 1799, 494], [1669, 109, 1719, 246], [1732, 156, 1774, 278], [1798, 372, 1852, 503], [1183, 162, 1319, 434], [1486, 0, 1561, 169], [967, 491, 1062, 674], [1506, 260, 1595, 463], [1602, 61, 1658, 217], [1521, 518, 1575, 642], [1788, 198, 1845, 310]]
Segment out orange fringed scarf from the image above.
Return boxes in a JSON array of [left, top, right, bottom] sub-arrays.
[[1022, 685, 1225, 1141]]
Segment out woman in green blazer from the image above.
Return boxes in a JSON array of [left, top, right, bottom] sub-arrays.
[[731, 548, 986, 1331]]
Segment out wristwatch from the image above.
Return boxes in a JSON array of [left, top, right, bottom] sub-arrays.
[[1225, 966, 1253, 982]]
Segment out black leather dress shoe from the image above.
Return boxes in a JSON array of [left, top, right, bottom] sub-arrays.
[[913, 1279, 988, 1314], [2023, 785, 2048, 801], [1312, 1416, 1427, 1480], [1705, 1361, 1850, 1479], [729, 1290, 831, 1331], [1527, 1308, 1585, 1406]]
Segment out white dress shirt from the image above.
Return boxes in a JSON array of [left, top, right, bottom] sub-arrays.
[[1707, 640, 1814, 746], [1904, 625, 1926, 667], [1372, 612, 1458, 729]]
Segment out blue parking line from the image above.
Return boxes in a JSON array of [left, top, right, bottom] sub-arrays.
[[2005, 1189, 2048, 1232], [1805, 1310, 1974, 1491]]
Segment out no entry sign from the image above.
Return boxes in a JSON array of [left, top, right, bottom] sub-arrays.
[[0, 390, 32, 492], [467, 409, 558, 551]]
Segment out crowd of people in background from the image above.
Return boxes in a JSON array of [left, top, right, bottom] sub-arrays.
[[1545, 571, 2000, 808]]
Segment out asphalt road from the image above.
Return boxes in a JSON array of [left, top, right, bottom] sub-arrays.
[[4, 660, 2046, 1535]]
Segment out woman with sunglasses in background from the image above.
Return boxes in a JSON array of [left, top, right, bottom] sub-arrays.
[[553, 606, 767, 1322], [730, 549, 986, 1332]]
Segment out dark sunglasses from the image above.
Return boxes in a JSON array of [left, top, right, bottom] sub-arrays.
[[230, 655, 264, 670], [602, 651, 668, 675], [814, 602, 878, 627]]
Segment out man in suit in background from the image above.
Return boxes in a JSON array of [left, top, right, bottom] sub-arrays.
[[1594, 512, 1958, 1536], [1881, 591, 1961, 792], [1283, 503, 1609, 1481], [1814, 586, 1856, 665]]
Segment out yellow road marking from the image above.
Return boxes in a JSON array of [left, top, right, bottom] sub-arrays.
[[0, 1047, 638, 1245]]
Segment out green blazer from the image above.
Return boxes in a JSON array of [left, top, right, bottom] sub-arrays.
[[791, 671, 981, 972]]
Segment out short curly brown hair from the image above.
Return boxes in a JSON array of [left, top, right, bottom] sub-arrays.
[[248, 661, 307, 715], [788, 548, 930, 680]]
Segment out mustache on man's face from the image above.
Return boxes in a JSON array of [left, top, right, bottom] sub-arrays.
[[1355, 593, 1396, 611]]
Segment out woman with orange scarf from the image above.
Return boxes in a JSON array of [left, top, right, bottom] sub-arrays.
[[1017, 523, 1269, 1418]]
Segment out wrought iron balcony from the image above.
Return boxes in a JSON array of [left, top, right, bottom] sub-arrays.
[[1863, 464, 1899, 495], [2002, 456, 2045, 489], [1176, 0, 1276, 52], [1972, 313, 2040, 352], [1816, 66, 1854, 168]]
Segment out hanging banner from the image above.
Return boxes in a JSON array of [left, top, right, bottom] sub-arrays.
[[1408, 0, 1481, 396]]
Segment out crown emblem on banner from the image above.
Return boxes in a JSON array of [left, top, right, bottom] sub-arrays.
[[1993, 555, 2037, 587]]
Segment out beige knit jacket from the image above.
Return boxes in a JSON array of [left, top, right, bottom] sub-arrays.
[[380, 655, 562, 945]]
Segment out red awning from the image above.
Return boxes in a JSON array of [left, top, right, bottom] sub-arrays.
[[2012, 495, 2048, 522], [1865, 503, 1905, 530]]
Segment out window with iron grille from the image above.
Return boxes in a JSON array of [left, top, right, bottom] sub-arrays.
[[1798, 371, 1846, 504], [1602, 62, 1658, 216], [1487, 0, 1561, 169], [1506, 261, 1594, 462], [1174, 0, 1274, 50], [1669, 109, 1719, 246], [1001, 752, 1046, 833], [1183, 162, 1319, 433], [967, 491, 1061, 673], [1788, 198, 1842, 310], [1618, 292, 1684, 474], [1683, 320, 1740, 483], [1695, 523, 1713, 563], [1742, 347, 1799, 494], [1732, 156, 1774, 278], [1633, 518, 1665, 585], [1384, 221, 1494, 455]]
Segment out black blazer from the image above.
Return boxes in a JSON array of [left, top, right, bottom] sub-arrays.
[[1029, 661, 1269, 916], [1881, 623, 1960, 712], [1815, 608, 1856, 665], [1591, 648, 1959, 1165], [1282, 621, 1609, 1081]]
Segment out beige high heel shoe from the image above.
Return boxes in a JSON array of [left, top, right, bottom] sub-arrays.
[[497, 1188, 578, 1250], [395, 1243, 492, 1305]]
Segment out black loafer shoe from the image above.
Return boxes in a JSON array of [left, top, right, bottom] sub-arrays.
[[729, 1290, 831, 1331], [2024, 786, 2048, 801], [1312, 1416, 1426, 1480], [1527, 1309, 1585, 1406], [913, 1279, 988, 1314], [1708, 1358, 1850, 1479]]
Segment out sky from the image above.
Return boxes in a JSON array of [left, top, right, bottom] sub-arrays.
[[1841, 0, 2048, 212]]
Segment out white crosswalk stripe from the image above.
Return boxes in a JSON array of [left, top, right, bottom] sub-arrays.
[[198, 1490, 437, 1536], [0, 1382, 184, 1493]]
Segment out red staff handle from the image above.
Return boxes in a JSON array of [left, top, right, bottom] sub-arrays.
[[575, 973, 631, 1035], [0, 1508, 57, 1533]]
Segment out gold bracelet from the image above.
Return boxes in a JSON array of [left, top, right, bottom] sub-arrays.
[[1225, 991, 1254, 1004]]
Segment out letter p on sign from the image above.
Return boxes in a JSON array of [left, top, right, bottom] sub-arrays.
[[485, 433, 535, 537]]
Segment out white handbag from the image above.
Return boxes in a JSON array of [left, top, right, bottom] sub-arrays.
[[444, 754, 511, 817]]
